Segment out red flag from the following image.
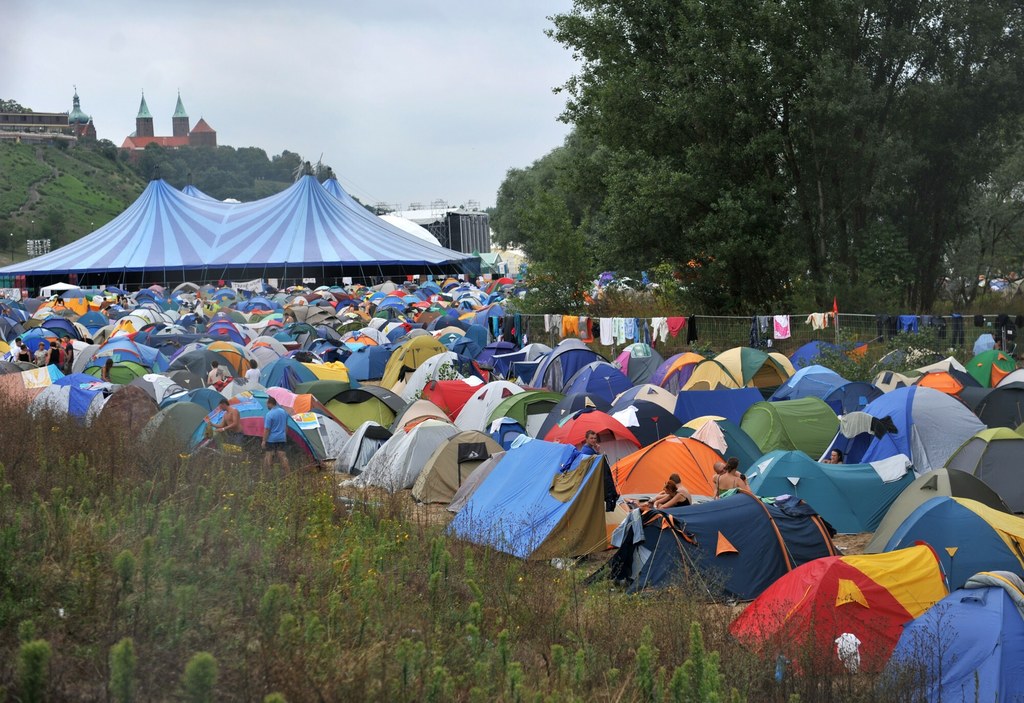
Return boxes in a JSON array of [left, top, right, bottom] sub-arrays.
[[832, 296, 839, 316]]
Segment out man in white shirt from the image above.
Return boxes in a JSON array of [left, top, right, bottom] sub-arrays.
[[244, 360, 260, 385]]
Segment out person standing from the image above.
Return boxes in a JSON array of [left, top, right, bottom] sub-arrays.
[[208, 398, 243, 446], [244, 360, 260, 385], [62, 338, 75, 375], [34, 342, 48, 367], [262, 397, 290, 471]]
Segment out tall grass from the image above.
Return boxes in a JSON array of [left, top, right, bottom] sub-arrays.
[[0, 399, 904, 701]]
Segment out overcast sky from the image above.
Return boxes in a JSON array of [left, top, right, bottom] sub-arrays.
[[3, 0, 578, 209]]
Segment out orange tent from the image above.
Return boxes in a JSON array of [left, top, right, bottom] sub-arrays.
[[610, 435, 722, 497]]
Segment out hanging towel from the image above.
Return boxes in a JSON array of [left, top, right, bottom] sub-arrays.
[[686, 316, 698, 343], [749, 317, 761, 348], [652, 317, 669, 342], [599, 318, 614, 346], [773, 315, 791, 339], [624, 317, 637, 341], [613, 317, 627, 344], [561, 315, 579, 339], [668, 316, 687, 337]]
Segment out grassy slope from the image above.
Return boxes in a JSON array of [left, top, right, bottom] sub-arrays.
[[0, 142, 144, 264]]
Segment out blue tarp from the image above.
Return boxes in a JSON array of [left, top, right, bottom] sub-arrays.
[[447, 440, 602, 558], [674, 388, 764, 426]]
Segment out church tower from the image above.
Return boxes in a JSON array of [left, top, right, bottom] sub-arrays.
[[172, 92, 190, 138], [135, 92, 154, 138]]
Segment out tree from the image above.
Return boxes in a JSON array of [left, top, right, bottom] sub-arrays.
[[542, 0, 1024, 311]]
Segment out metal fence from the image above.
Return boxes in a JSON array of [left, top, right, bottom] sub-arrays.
[[517, 312, 1011, 361]]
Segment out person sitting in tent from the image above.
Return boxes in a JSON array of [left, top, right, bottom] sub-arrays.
[[100, 358, 114, 382], [823, 449, 844, 465], [652, 474, 691, 509], [580, 430, 602, 456], [714, 458, 748, 496], [208, 399, 242, 446], [207, 361, 229, 391]]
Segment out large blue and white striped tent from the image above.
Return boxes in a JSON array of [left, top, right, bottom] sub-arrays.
[[2, 175, 477, 286]]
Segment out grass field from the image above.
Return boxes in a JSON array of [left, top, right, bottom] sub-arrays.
[[0, 400, 921, 703]]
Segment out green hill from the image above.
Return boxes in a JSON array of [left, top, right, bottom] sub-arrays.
[[0, 141, 145, 264]]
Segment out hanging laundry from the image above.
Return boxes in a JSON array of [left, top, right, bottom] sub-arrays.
[[805, 313, 828, 330], [773, 315, 791, 340], [651, 317, 669, 343], [686, 316, 699, 343], [749, 316, 761, 348], [668, 316, 687, 338], [561, 315, 579, 339], [599, 318, 614, 346], [578, 317, 594, 343], [613, 317, 627, 344], [897, 315, 918, 333], [624, 317, 637, 341], [950, 314, 964, 347]]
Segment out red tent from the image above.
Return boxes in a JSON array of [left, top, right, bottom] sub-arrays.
[[729, 545, 948, 673], [421, 379, 480, 420]]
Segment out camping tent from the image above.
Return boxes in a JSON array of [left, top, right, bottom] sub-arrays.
[[603, 492, 837, 598], [612, 343, 665, 385], [609, 435, 721, 498], [886, 571, 1024, 702], [682, 347, 794, 391], [731, 545, 948, 673], [529, 339, 606, 391], [946, 428, 1024, 512], [746, 450, 915, 533], [741, 398, 839, 458], [447, 440, 611, 560], [353, 419, 459, 491], [650, 352, 705, 393], [880, 497, 1024, 588], [674, 388, 764, 426], [411, 431, 503, 504], [865, 469, 1010, 553], [825, 386, 986, 473], [335, 421, 392, 475]]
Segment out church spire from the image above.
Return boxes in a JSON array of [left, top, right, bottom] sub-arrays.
[[171, 90, 190, 138], [136, 91, 154, 138], [137, 91, 152, 119], [173, 91, 188, 119]]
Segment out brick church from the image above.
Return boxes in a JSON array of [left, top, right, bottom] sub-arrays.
[[121, 92, 216, 150]]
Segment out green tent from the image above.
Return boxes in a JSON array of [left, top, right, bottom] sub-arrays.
[[966, 349, 1015, 387], [740, 397, 839, 458], [487, 390, 564, 437]]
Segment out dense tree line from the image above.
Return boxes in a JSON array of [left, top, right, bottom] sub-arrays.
[[123, 145, 329, 202], [493, 1, 1024, 313]]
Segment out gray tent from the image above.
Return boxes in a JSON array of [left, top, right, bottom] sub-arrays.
[[946, 428, 1024, 512], [865, 468, 1011, 553], [335, 421, 392, 475], [412, 431, 502, 504]]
